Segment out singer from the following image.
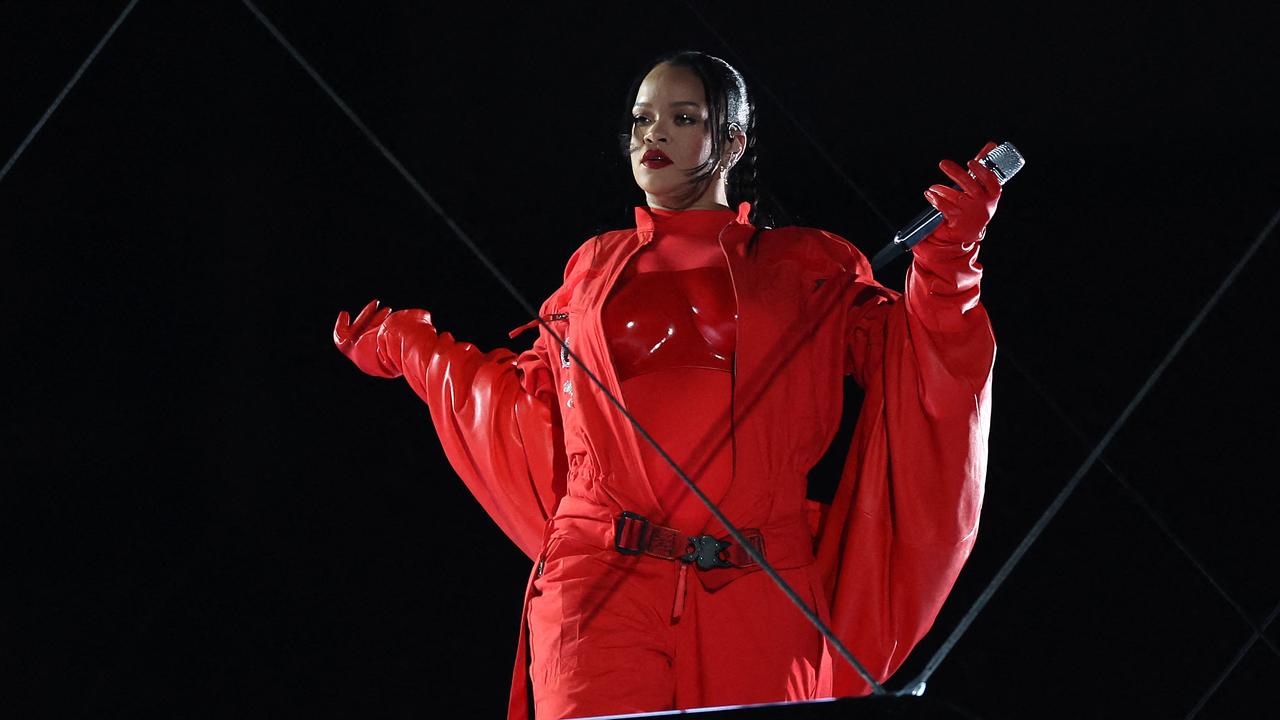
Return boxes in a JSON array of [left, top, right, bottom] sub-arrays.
[[334, 50, 1001, 720]]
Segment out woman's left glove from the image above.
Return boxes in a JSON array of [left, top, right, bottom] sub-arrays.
[[922, 140, 1003, 245]]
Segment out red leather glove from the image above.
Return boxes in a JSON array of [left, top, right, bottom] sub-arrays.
[[907, 141, 1002, 333], [922, 140, 1003, 245], [333, 299, 436, 379]]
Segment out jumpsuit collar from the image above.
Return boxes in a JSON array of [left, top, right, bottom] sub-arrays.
[[506, 202, 753, 341], [634, 201, 753, 236]]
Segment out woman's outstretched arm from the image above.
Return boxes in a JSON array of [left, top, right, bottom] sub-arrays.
[[334, 300, 564, 560], [335, 299, 565, 558], [331, 240, 594, 559]]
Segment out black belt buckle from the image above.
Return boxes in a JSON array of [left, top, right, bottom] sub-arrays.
[[681, 535, 732, 570], [614, 511, 650, 556]]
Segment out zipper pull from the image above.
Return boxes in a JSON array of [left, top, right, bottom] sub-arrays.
[[508, 312, 569, 339], [508, 318, 538, 339]]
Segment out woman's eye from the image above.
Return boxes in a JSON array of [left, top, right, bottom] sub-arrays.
[[631, 115, 696, 126]]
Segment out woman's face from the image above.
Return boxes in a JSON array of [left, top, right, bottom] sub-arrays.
[[629, 63, 726, 209]]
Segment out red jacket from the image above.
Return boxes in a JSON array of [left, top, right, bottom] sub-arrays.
[[369, 201, 994, 717]]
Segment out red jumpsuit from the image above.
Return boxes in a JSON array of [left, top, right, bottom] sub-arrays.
[[348, 201, 994, 719]]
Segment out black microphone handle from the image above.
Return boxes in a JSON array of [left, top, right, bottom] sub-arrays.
[[869, 184, 956, 272], [869, 141, 1024, 273]]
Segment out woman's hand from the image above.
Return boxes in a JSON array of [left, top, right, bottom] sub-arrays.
[[333, 299, 398, 377], [923, 141, 1003, 245]]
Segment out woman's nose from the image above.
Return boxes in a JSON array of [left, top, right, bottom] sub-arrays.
[[644, 125, 667, 144]]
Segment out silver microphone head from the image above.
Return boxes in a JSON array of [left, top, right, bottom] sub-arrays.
[[978, 142, 1025, 185]]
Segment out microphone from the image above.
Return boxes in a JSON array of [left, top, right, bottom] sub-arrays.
[[870, 141, 1025, 271]]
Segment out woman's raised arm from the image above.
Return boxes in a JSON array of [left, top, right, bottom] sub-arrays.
[[819, 142, 1001, 695]]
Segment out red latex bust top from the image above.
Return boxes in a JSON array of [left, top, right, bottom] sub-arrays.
[[601, 204, 738, 531]]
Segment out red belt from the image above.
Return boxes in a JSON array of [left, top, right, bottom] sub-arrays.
[[613, 511, 768, 620], [613, 511, 765, 570]]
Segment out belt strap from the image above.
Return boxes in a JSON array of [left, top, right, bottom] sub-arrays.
[[613, 511, 765, 570]]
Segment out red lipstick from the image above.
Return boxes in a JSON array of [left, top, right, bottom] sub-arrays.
[[641, 149, 672, 168]]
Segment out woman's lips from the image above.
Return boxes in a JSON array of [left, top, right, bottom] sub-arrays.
[[641, 157, 672, 168]]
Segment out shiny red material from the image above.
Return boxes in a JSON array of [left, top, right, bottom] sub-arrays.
[[334, 152, 998, 718], [603, 206, 738, 537], [602, 265, 737, 379], [925, 140, 1003, 244]]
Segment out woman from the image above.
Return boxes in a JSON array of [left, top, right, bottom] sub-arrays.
[[334, 50, 1000, 719]]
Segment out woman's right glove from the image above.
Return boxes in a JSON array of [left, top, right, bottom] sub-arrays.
[[333, 299, 435, 379]]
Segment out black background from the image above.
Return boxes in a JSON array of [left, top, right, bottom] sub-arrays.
[[5, 2, 1279, 718]]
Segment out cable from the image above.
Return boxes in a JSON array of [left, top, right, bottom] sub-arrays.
[[681, 3, 1280, 689], [238, 0, 887, 695], [1184, 598, 1280, 719], [999, 349, 1280, 660], [680, 0, 898, 234], [899, 207, 1280, 695], [5, 0, 1264, 708], [0, 0, 140, 185]]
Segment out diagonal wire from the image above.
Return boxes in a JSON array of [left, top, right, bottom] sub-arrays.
[[3, 0, 1261, 708], [683, 0, 1280, 684], [1006, 348, 1280, 660], [0, 0, 141, 184], [237, 0, 887, 694], [900, 207, 1280, 694], [1185, 597, 1280, 719], [245, 0, 1280, 699], [680, 0, 898, 234]]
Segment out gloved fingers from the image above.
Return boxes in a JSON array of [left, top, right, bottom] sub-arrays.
[[336, 300, 392, 346], [968, 158, 1002, 196], [939, 159, 983, 197], [334, 311, 352, 345], [351, 299, 382, 330], [924, 189, 963, 220], [927, 183, 966, 208]]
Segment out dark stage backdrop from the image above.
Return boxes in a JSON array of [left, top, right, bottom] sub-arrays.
[[5, 2, 1278, 718]]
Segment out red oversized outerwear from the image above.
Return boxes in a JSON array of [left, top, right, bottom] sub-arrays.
[[378, 201, 994, 717]]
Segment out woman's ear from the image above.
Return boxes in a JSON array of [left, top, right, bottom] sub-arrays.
[[726, 122, 747, 169]]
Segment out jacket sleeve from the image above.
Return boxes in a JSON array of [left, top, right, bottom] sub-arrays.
[[817, 234, 995, 696], [370, 244, 591, 561]]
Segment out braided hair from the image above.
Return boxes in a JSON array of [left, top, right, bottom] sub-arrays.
[[617, 50, 775, 249]]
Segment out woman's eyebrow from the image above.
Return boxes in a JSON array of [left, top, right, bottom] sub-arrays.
[[633, 101, 703, 108]]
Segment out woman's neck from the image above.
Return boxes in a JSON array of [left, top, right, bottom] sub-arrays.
[[645, 180, 731, 212], [650, 201, 732, 212]]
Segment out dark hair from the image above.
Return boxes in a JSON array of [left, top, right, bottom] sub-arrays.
[[617, 50, 774, 246]]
